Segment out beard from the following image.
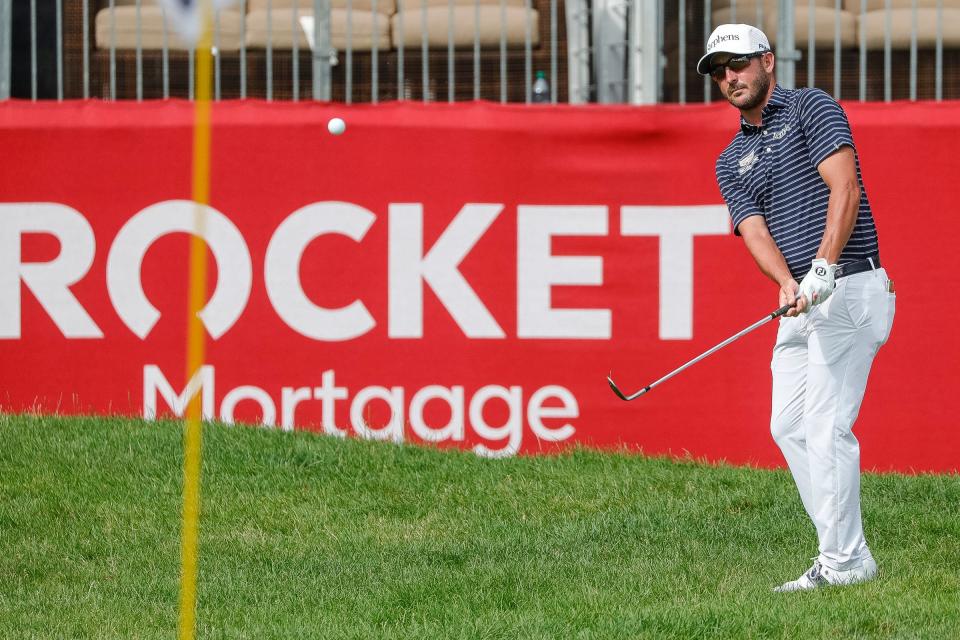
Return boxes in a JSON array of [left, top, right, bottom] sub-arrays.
[[725, 70, 771, 111]]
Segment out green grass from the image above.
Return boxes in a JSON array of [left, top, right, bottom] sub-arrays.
[[1, 414, 958, 639]]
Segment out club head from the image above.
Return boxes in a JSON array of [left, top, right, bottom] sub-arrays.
[[606, 375, 630, 401], [607, 373, 650, 401]]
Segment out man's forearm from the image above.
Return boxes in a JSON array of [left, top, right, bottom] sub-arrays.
[[738, 216, 794, 287], [816, 183, 859, 263], [815, 147, 862, 263]]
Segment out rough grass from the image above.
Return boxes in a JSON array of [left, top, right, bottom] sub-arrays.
[[1, 414, 958, 639]]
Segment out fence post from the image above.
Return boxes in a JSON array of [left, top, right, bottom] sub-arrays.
[[312, 0, 332, 100], [565, 0, 590, 103], [0, 0, 10, 99], [628, 0, 658, 104], [776, 0, 799, 89]]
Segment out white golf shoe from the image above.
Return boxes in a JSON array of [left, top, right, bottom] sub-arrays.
[[773, 556, 878, 593]]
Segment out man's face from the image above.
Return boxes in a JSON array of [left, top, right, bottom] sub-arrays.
[[710, 52, 773, 111]]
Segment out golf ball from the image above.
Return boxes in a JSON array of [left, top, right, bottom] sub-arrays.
[[327, 117, 346, 136]]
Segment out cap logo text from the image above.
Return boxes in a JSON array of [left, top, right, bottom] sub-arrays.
[[708, 34, 740, 51]]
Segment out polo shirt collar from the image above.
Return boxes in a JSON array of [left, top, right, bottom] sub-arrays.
[[740, 84, 789, 135]]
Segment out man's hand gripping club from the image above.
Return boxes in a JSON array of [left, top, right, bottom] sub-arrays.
[[782, 258, 836, 316]]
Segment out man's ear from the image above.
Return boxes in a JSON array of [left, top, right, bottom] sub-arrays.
[[764, 52, 776, 73]]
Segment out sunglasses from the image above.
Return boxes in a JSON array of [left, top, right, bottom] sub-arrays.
[[710, 52, 766, 80]]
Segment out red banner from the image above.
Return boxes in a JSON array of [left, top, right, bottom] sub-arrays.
[[1, 99, 956, 472]]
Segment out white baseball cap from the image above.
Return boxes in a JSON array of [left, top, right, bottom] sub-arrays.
[[696, 23, 771, 76]]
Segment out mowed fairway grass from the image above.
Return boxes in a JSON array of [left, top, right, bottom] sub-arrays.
[[2, 414, 958, 639]]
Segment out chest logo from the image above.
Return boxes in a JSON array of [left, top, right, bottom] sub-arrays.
[[772, 123, 792, 140], [738, 150, 758, 175]]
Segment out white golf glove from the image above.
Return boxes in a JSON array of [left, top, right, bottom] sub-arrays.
[[797, 258, 837, 312]]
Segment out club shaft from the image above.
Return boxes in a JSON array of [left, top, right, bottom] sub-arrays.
[[613, 303, 793, 400], [643, 311, 780, 393]]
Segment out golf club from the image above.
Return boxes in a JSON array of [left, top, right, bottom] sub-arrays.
[[607, 302, 796, 401]]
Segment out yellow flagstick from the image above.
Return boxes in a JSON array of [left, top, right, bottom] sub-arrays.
[[179, 2, 214, 639]]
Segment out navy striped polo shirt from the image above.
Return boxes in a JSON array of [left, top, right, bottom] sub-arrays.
[[715, 84, 879, 281]]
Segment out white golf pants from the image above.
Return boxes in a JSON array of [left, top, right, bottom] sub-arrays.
[[770, 267, 895, 571]]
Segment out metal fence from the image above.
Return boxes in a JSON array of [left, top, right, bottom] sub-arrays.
[[0, 0, 957, 103], [666, 0, 958, 104]]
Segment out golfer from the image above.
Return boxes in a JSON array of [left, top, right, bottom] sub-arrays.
[[698, 24, 895, 592]]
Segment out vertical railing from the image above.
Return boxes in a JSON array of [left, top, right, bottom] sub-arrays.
[[135, 0, 143, 101], [593, 0, 630, 103], [240, 0, 247, 99], [346, 0, 353, 103], [883, 0, 891, 101], [56, 0, 63, 100], [214, 6, 222, 101], [372, 0, 380, 102], [677, 0, 685, 104], [935, 0, 943, 101], [30, 0, 37, 100], [909, 0, 917, 101], [807, 0, 815, 88], [189, 46, 196, 100], [628, 0, 640, 103], [0, 0, 10, 99], [776, 0, 797, 89], [859, 0, 866, 101], [312, 0, 328, 101], [397, 0, 405, 97], [500, 0, 507, 102], [292, 0, 300, 101], [423, 0, 430, 101], [266, 0, 273, 100], [82, 0, 90, 98], [833, 0, 841, 99], [566, 0, 590, 103], [162, 5, 170, 98], [473, 0, 481, 99], [525, 0, 533, 103], [447, 0, 454, 101], [626, 0, 658, 103], [550, 0, 558, 102], [109, 0, 116, 99], [702, 0, 711, 102]]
